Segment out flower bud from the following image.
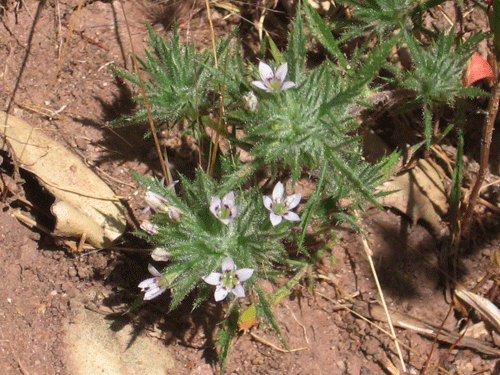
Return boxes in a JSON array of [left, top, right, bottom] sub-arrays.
[[151, 247, 170, 261], [140, 220, 158, 235], [145, 191, 169, 212]]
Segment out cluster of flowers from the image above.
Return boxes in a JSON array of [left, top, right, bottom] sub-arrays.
[[138, 182, 301, 302], [138, 61, 298, 303]]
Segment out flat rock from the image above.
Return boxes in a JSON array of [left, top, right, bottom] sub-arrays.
[[64, 300, 174, 375]]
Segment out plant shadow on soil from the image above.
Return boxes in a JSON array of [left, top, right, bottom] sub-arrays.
[[96, 253, 225, 365]]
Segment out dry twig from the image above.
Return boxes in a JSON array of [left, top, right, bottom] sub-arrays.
[[249, 332, 308, 353], [451, 78, 500, 277]]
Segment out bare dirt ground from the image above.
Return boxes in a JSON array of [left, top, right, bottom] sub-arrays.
[[1, 1, 500, 374]]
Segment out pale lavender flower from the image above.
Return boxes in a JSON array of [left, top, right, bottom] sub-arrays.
[[202, 257, 254, 302], [251, 61, 295, 93], [263, 182, 301, 226], [138, 264, 168, 300], [210, 191, 239, 225]]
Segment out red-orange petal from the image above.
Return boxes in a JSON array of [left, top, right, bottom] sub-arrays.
[[463, 52, 494, 88]]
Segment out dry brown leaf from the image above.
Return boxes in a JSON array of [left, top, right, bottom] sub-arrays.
[[454, 288, 500, 334], [0, 111, 126, 248], [376, 159, 448, 236]]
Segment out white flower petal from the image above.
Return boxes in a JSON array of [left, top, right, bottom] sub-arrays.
[[139, 206, 151, 215], [258, 61, 274, 81], [147, 264, 162, 277], [214, 286, 229, 302], [229, 205, 240, 219], [272, 182, 285, 201], [283, 211, 300, 222], [222, 191, 235, 206], [270, 212, 282, 226], [202, 272, 222, 286], [231, 284, 246, 298], [144, 286, 165, 300], [219, 218, 231, 225], [165, 180, 178, 190], [280, 81, 296, 91], [235, 268, 254, 282], [222, 257, 235, 273], [209, 196, 221, 217], [285, 193, 302, 210], [138, 277, 156, 290], [251, 80, 270, 92], [275, 63, 288, 82], [263, 195, 273, 211]]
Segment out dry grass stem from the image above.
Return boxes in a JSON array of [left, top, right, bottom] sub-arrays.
[[249, 332, 308, 353], [51, 0, 84, 91], [117, 0, 172, 185], [285, 303, 309, 344], [376, 352, 400, 375], [204, 0, 226, 177], [11, 209, 51, 234], [360, 233, 407, 373]]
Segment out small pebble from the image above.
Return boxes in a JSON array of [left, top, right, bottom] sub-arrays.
[[482, 248, 491, 257], [470, 356, 482, 370], [75, 137, 88, 150]]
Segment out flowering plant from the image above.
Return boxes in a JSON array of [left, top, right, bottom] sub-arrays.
[[202, 257, 254, 301], [251, 61, 296, 93], [264, 182, 301, 226], [120, 1, 444, 371], [135, 169, 301, 310], [138, 264, 168, 300], [210, 192, 239, 225]]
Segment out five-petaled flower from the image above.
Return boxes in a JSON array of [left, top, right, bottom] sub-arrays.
[[251, 61, 295, 94], [202, 257, 254, 302], [210, 191, 239, 225], [263, 182, 301, 226], [138, 264, 169, 300]]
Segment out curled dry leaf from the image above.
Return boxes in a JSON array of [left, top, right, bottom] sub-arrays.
[[0, 111, 126, 248], [454, 287, 500, 334], [376, 159, 448, 237]]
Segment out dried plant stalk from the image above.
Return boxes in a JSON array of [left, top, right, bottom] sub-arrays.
[[358, 222, 407, 373]]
